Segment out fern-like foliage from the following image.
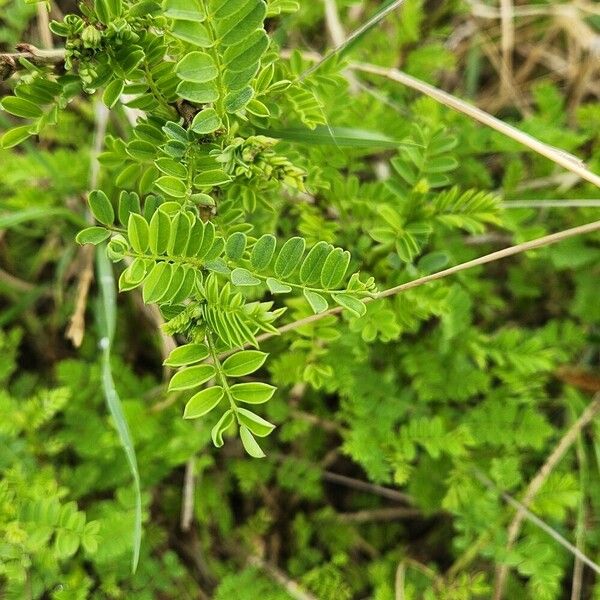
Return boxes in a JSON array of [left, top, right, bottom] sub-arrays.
[[77, 187, 374, 455]]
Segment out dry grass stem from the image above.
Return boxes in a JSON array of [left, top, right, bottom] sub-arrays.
[[492, 394, 600, 599]]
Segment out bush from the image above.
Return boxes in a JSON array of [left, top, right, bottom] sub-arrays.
[[1, 0, 600, 598]]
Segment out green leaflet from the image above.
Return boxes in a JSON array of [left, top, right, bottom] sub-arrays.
[[237, 407, 275, 437], [191, 108, 222, 134], [102, 79, 124, 108], [222, 350, 268, 377], [231, 267, 261, 287], [223, 30, 269, 71], [168, 364, 215, 391], [167, 213, 192, 255], [128, 214, 150, 253], [230, 382, 275, 404], [211, 410, 234, 447], [176, 52, 218, 83], [251, 235, 276, 270], [171, 20, 212, 47], [155, 176, 187, 198], [149, 209, 171, 255], [164, 0, 205, 21], [274, 236, 305, 278], [1, 125, 33, 149], [299, 241, 333, 285], [320, 248, 350, 289], [225, 232, 247, 260], [332, 293, 367, 317], [239, 424, 265, 458], [119, 258, 148, 291], [216, 1, 267, 47], [266, 277, 292, 294], [76, 227, 111, 245], [304, 289, 329, 314], [164, 343, 210, 367], [89, 190, 115, 226], [1, 96, 44, 118], [183, 386, 224, 418], [142, 262, 173, 303]]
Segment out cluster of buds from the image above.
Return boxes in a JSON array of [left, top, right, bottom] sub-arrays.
[[217, 135, 307, 192], [50, 14, 141, 90]]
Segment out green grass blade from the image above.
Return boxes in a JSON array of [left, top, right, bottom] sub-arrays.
[[297, 0, 406, 82], [96, 247, 142, 573], [0, 207, 87, 229], [259, 125, 416, 148]]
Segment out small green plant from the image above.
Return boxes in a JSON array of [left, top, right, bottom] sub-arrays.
[[2, 0, 600, 598]]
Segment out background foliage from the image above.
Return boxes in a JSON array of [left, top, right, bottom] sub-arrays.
[[1, 0, 600, 598]]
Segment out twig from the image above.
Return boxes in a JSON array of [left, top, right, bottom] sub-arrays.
[[570, 427, 587, 600], [0, 44, 64, 80], [66, 102, 109, 347], [468, 1, 600, 19], [0, 267, 34, 292], [336, 507, 421, 523], [36, 3, 53, 49], [502, 199, 600, 208], [322, 471, 413, 504], [180, 457, 196, 531], [473, 468, 600, 580], [65, 244, 95, 347], [248, 556, 318, 600], [254, 219, 600, 345], [492, 393, 600, 599], [499, 0, 515, 97], [351, 62, 600, 189]]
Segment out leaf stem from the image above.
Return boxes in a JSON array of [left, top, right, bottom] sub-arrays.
[[206, 330, 238, 416]]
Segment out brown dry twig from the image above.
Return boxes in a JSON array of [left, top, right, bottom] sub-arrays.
[[253, 219, 600, 346], [492, 393, 600, 599]]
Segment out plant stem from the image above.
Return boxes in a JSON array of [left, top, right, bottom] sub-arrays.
[[206, 330, 237, 415]]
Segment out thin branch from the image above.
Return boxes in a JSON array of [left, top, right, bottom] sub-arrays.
[[351, 62, 600, 189], [570, 429, 587, 600], [248, 556, 318, 600], [254, 220, 600, 346], [474, 469, 600, 578], [36, 3, 53, 49], [180, 457, 196, 531], [492, 393, 600, 599], [66, 102, 109, 347], [499, 0, 515, 97], [502, 199, 600, 208], [0, 267, 35, 292], [322, 471, 413, 504], [0, 44, 64, 80], [468, 0, 600, 18], [336, 507, 421, 523]]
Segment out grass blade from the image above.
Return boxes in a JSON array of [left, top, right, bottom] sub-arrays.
[[259, 125, 415, 148], [96, 247, 142, 572], [0, 207, 87, 229], [297, 0, 406, 82]]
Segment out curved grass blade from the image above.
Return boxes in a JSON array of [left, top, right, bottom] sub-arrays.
[[96, 247, 142, 572], [0, 207, 88, 229], [297, 0, 406, 83], [259, 125, 416, 148]]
